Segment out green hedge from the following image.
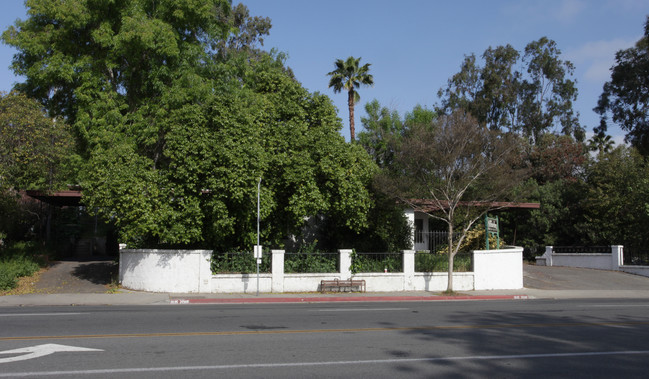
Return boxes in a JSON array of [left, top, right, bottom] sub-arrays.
[[415, 252, 472, 272]]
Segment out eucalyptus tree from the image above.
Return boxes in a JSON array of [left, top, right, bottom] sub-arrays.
[[327, 56, 374, 141], [595, 16, 649, 154], [437, 38, 581, 143]]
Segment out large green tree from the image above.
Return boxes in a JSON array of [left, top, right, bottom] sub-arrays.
[[3, 1, 376, 250], [595, 16, 649, 154], [327, 56, 374, 141], [437, 38, 582, 143], [0, 91, 75, 191]]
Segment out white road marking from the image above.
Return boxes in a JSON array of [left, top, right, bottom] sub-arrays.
[[581, 304, 649, 307], [0, 344, 103, 364], [312, 308, 409, 312], [1, 350, 647, 376], [0, 313, 86, 317]]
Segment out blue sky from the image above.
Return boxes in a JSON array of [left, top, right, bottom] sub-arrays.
[[2, 0, 648, 144]]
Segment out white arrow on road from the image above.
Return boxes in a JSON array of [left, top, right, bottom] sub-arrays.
[[0, 344, 103, 364]]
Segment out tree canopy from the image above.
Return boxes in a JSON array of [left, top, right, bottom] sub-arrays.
[[437, 37, 582, 143], [595, 16, 649, 154], [327, 56, 374, 141], [2, 1, 376, 250]]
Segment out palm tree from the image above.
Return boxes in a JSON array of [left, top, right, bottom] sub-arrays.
[[327, 56, 374, 141]]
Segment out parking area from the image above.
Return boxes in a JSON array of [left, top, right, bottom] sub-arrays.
[[524, 264, 649, 290]]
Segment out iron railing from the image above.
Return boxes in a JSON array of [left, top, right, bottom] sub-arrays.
[[552, 246, 611, 254], [414, 251, 473, 272], [210, 251, 271, 274], [623, 248, 649, 266], [284, 251, 339, 273], [352, 252, 403, 273]]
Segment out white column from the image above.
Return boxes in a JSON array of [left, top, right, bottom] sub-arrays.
[[339, 249, 352, 279], [271, 250, 285, 293], [404, 209, 415, 249], [403, 250, 415, 291], [611, 245, 623, 270]]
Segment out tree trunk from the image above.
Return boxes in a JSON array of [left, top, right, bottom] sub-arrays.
[[348, 90, 355, 141], [447, 223, 454, 292]]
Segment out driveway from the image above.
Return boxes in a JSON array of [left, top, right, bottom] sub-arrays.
[[523, 264, 649, 290], [32, 258, 117, 294]]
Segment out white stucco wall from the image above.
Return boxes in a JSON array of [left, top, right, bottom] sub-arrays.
[[211, 274, 272, 293], [473, 247, 523, 290], [119, 249, 212, 293], [412, 272, 474, 291], [550, 254, 614, 270]]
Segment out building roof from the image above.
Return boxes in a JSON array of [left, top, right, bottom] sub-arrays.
[[25, 190, 82, 207], [406, 199, 540, 212]]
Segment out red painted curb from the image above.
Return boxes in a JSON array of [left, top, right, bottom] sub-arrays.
[[170, 295, 529, 304]]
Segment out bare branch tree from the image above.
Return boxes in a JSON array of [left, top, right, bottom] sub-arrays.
[[378, 111, 528, 292]]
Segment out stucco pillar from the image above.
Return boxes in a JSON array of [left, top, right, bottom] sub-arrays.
[[611, 245, 623, 270], [339, 249, 352, 279], [403, 250, 415, 291], [404, 209, 415, 250], [271, 250, 285, 292]]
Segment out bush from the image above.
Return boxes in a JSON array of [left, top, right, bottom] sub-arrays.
[[415, 252, 472, 272], [0, 241, 45, 291], [351, 251, 402, 273], [285, 242, 338, 273], [211, 251, 271, 274]]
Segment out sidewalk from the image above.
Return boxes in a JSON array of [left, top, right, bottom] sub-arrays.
[[3, 287, 649, 307]]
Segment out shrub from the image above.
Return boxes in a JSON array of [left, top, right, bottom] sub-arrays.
[[0, 241, 44, 291], [211, 251, 271, 274]]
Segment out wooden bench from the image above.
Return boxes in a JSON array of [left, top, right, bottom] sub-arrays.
[[320, 279, 366, 293]]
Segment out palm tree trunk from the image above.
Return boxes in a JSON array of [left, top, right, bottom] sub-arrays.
[[348, 90, 355, 141]]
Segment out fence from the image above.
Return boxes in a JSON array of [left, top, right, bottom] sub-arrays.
[[353, 252, 403, 273], [284, 251, 338, 273], [120, 247, 524, 293], [552, 246, 611, 254], [414, 252, 473, 272], [417, 231, 460, 253], [623, 248, 649, 266]]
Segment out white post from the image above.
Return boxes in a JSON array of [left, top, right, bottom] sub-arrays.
[[403, 250, 415, 291], [611, 245, 623, 270], [339, 249, 352, 279], [545, 246, 554, 266], [404, 209, 415, 250], [271, 250, 285, 292]]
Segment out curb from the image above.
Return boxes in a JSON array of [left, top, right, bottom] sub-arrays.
[[169, 294, 530, 304]]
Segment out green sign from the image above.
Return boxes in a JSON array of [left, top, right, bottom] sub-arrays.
[[485, 215, 500, 250]]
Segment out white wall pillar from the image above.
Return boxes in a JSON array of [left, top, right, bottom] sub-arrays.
[[545, 246, 554, 266], [404, 209, 415, 250], [403, 250, 415, 290], [611, 245, 623, 270], [271, 250, 285, 292], [339, 249, 352, 279]]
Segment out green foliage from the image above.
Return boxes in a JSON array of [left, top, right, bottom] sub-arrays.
[[284, 242, 338, 274], [210, 251, 271, 274], [0, 91, 77, 191], [595, 16, 649, 154], [351, 252, 402, 273], [4, 2, 375, 250], [327, 56, 374, 141], [415, 252, 472, 272], [0, 241, 47, 291], [437, 37, 582, 143]]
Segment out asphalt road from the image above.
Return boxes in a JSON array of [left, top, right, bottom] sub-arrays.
[[1, 299, 649, 378]]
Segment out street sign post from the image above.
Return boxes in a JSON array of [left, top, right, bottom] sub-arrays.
[[485, 214, 500, 250]]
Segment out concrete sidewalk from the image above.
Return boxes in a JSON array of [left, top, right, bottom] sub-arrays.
[[2, 287, 649, 307]]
